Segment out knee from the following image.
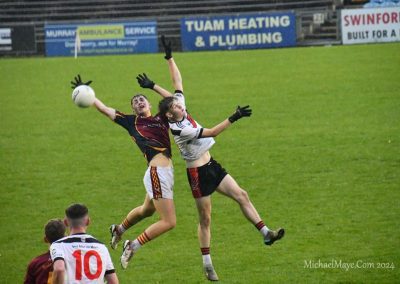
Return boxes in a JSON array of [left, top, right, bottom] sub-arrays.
[[164, 217, 176, 231], [168, 215, 176, 229], [236, 189, 250, 204], [199, 212, 211, 228]]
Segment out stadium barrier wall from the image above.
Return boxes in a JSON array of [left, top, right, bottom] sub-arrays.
[[341, 7, 400, 44], [5, 7, 400, 57], [0, 25, 36, 56], [180, 12, 297, 51]]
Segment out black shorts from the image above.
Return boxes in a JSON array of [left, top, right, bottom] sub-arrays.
[[186, 158, 228, 199]]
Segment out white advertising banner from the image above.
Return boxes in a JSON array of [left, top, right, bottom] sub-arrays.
[[341, 7, 400, 44]]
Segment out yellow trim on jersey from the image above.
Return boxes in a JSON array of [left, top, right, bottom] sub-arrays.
[[149, 146, 167, 151]]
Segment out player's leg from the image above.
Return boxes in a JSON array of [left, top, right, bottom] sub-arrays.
[[123, 194, 156, 229], [120, 198, 176, 269], [121, 166, 175, 269], [195, 196, 219, 281], [110, 194, 156, 249], [144, 165, 176, 237], [216, 174, 284, 245], [144, 198, 176, 238]]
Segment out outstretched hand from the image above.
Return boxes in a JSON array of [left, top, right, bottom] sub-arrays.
[[228, 105, 252, 123], [71, 74, 92, 89], [136, 73, 155, 89], [161, 35, 172, 60]]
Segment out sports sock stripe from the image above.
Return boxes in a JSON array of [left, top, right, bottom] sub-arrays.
[[122, 219, 133, 230], [255, 221, 265, 231], [137, 231, 151, 246], [201, 247, 210, 255]]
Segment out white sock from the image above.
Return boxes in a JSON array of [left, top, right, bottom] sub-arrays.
[[119, 224, 127, 234], [202, 254, 213, 266], [130, 239, 142, 252], [260, 226, 270, 238]]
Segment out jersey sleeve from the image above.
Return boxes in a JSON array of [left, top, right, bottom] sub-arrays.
[[172, 125, 203, 143], [113, 110, 133, 130], [104, 249, 115, 274], [50, 243, 64, 262]]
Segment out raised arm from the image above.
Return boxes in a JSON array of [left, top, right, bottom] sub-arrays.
[[93, 98, 116, 120], [154, 84, 173, 98], [201, 106, 252, 138], [71, 74, 116, 120], [161, 35, 183, 92], [137, 73, 173, 98]]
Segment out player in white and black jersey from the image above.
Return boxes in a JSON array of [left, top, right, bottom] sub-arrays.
[[136, 36, 284, 281], [50, 203, 118, 284]]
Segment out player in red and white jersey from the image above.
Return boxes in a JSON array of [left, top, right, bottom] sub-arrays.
[[50, 203, 118, 284], [167, 92, 215, 161], [137, 36, 285, 281]]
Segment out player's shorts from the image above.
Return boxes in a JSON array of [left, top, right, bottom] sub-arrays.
[[186, 158, 228, 199], [143, 166, 174, 200]]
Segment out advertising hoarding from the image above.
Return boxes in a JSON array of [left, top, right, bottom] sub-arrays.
[[181, 12, 296, 51]]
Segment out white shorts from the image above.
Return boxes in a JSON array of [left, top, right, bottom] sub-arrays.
[[143, 166, 174, 200]]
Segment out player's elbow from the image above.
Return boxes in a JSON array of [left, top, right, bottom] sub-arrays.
[[201, 128, 218, 138], [97, 106, 115, 120], [209, 131, 218, 138], [209, 128, 220, 137]]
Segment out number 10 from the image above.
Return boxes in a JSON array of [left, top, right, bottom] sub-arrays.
[[72, 250, 103, 280]]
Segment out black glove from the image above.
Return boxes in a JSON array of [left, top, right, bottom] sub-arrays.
[[70, 74, 92, 89], [161, 35, 172, 60], [136, 73, 155, 89], [228, 105, 252, 123]]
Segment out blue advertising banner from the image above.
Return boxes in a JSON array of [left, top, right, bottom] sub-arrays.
[[181, 12, 296, 51], [45, 21, 157, 57]]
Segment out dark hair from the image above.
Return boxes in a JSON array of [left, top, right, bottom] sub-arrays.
[[45, 219, 66, 243], [158, 96, 176, 118], [65, 203, 88, 220], [131, 94, 148, 105]]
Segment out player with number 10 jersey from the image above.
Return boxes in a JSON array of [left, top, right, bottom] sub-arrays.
[[50, 234, 115, 283]]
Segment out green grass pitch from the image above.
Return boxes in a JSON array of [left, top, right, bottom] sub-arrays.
[[1, 43, 399, 283]]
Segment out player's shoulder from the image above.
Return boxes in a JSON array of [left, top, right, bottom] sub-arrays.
[[116, 110, 136, 118], [52, 235, 69, 244], [169, 118, 188, 130], [28, 251, 50, 267], [114, 111, 136, 123]]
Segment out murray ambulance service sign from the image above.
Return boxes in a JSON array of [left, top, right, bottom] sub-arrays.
[[45, 21, 157, 56], [180, 12, 296, 51], [341, 7, 400, 44]]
